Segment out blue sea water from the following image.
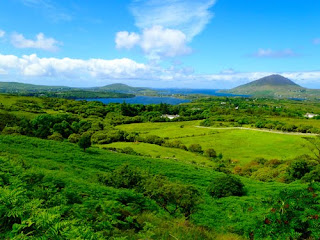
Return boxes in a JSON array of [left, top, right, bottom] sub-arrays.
[[156, 88, 250, 97], [83, 96, 191, 105], [83, 89, 249, 105]]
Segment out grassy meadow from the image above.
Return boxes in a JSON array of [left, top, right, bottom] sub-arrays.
[[115, 121, 311, 163]]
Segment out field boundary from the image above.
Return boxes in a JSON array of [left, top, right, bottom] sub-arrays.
[[195, 126, 318, 136]]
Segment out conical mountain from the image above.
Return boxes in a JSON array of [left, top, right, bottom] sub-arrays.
[[226, 74, 305, 97], [239, 74, 301, 88]]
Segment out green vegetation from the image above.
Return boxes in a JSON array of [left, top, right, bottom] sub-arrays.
[[2, 92, 320, 239]]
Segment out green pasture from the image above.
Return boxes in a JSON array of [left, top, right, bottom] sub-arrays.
[[0, 94, 42, 105], [269, 116, 320, 128], [117, 121, 312, 163], [98, 142, 214, 166]]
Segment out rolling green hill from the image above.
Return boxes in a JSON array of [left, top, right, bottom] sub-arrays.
[[223, 74, 320, 98], [0, 81, 157, 97], [0, 81, 73, 93], [92, 83, 158, 95]]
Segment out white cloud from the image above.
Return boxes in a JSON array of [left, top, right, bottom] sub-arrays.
[[0, 53, 149, 81], [0, 30, 5, 38], [11, 32, 61, 51], [116, 31, 140, 49], [314, 38, 320, 45], [116, 26, 191, 59], [130, 0, 216, 40], [116, 0, 216, 59], [252, 48, 298, 58]]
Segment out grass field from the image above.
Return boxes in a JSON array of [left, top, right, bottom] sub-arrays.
[[269, 116, 320, 128], [98, 142, 214, 166], [116, 121, 311, 163]]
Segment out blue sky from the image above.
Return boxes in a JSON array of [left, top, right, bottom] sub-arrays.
[[0, 0, 319, 88]]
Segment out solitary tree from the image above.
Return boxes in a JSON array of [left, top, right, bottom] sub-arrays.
[[78, 134, 91, 152]]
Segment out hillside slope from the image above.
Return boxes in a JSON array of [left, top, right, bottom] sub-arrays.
[[223, 74, 320, 98]]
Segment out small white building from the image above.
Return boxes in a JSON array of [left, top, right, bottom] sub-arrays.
[[162, 114, 180, 119], [305, 113, 318, 118]]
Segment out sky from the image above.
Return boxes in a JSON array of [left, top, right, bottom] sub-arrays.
[[0, 0, 319, 89]]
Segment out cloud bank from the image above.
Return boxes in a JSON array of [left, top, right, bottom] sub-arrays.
[[0, 53, 320, 88]]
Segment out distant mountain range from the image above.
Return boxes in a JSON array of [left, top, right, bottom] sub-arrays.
[[2, 75, 320, 99], [222, 74, 320, 99], [0, 82, 157, 98]]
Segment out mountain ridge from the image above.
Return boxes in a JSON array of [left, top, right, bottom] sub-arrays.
[[238, 74, 302, 88], [222, 74, 316, 98]]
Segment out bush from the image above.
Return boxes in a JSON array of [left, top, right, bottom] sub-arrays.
[[207, 175, 245, 198], [68, 133, 81, 143], [302, 165, 320, 182], [204, 148, 217, 158], [188, 144, 203, 153], [286, 160, 311, 182], [47, 132, 64, 142]]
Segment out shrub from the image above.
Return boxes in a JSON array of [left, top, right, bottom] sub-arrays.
[[207, 175, 245, 198], [68, 133, 81, 143], [204, 148, 217, 158], [188, 144, 203, 153], [302, 165, 320, 182], [286, 160, 311, 182], [47, 132, 64, 142]]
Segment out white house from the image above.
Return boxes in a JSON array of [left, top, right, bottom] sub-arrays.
[[304, 113, 318, 118], [162, 114, 180, 119]]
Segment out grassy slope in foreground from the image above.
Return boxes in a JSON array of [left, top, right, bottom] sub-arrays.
[[0, 134, 305, 238], [115, 121, 310, 163]]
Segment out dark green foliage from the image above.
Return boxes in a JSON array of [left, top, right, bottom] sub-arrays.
[[143, 175, 202, 219], [286, 160, 311, 181], [302, 165, 320, 182], [252, 184, 320, 239], [205, 148, 217, 158], [48, 132, 64, 141], [163, 140, 188, 150], [207, 175, 245, 198], [68, 133, 81, 143], [188, 144, 203, 153], [100, 164, 202, 219], [141, 135, 165, 145], [78, 133, 91, 151], [0, 112, 20, 132]]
